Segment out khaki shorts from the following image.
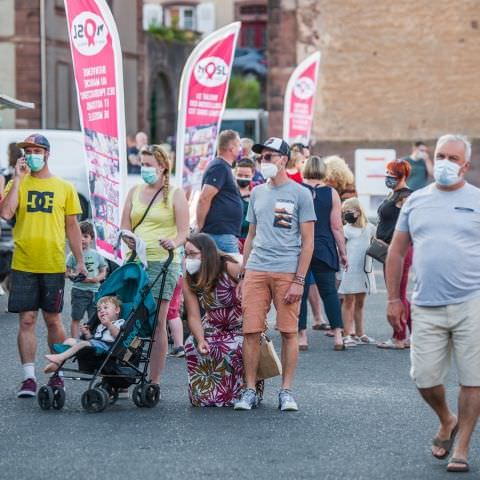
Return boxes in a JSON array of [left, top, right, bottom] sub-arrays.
[[242, 270, 300, 334], [146, 261, 181, 301], [410, 295, 480, 388]]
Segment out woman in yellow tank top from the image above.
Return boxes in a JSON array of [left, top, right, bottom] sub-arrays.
[[121, 145, 189, 387]]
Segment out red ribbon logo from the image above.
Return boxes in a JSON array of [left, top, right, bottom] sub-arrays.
[[85, 18, 97, 46]]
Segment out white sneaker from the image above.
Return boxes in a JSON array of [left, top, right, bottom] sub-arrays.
[[278, 389, 298, 411]]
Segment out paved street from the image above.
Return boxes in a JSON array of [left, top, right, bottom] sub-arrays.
[[0, 271, 478, 480]]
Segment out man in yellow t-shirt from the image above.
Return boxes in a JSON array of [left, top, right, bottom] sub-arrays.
[[0, 134, 87, 398]]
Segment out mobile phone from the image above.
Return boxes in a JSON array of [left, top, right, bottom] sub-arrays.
[[69, 273, 87, 282]]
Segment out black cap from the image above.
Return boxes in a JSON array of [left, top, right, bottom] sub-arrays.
[[252, 137, 290, 159]]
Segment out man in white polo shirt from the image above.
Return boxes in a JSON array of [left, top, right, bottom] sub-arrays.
[[386, 134, 480, 473]]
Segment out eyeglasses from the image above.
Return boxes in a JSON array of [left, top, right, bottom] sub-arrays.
[[259, 153, 282, 162], [185, 250, 201, 258]]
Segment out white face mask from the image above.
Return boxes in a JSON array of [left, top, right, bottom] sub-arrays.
[[261, 163, 278, 179], [433, 159, 464, 186], [185, 258, 201, 275]]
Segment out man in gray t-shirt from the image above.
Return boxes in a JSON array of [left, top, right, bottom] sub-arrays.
[[386, 134, 480, 473], [233, 137, 315, 413]]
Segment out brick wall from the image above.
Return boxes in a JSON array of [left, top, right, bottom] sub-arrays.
[[266, 0, 297, 137], [269, 0, 480, 141], [15, 0, 42, 128], [268, 0, 480, 184]]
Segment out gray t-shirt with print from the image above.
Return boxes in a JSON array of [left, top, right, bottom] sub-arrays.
[[246, 180, 316, 273], [396, 182, 480, 306]]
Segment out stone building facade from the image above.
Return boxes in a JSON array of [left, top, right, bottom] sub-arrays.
[[0, 0, 145, 135], [268, 0, 480, 168]]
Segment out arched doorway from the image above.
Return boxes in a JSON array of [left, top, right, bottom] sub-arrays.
[[149, 72, 175, 144]]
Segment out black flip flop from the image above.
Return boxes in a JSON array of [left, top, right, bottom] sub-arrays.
[[312, 324, 331, 331], [432, 424, 459, 460], [447, 458, 469, 473]]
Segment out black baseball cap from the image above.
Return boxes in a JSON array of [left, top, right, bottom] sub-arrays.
[[17, 133, 50, 152], [252, 137, 290, 159]]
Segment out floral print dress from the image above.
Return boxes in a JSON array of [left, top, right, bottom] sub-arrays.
[[185, 272, 255, 407]]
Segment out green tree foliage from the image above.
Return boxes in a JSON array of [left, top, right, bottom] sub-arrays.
[[226, 75, 261, 109], [147, 25, 200, 43]]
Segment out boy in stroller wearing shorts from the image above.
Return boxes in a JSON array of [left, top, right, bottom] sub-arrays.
[[44, 296, 125, 373]]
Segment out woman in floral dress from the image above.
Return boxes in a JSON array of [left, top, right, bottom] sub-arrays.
[[183, 233, 262, 407]]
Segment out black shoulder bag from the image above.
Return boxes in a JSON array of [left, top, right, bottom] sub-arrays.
[[132, 186, 164, 232]]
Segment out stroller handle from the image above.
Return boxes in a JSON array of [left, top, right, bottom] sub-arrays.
[[164, 248, 174, 268]]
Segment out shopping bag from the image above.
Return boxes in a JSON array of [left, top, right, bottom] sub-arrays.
[[256, 334, 282, 380]]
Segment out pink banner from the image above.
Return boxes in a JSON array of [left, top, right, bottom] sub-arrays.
[[175, 23, 241, 190], [64, 0, 126, 262], [283, 51, 321, 146]]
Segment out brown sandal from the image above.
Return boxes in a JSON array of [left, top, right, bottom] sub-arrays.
[[333, 343, 345, 351], [446, 458, 469, 473], [432, 424, 459, 460]]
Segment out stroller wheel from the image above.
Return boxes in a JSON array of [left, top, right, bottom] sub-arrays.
[[52, 387, 66, 410], [132, 384, 144, 408], [38, 386, 53, 410], [141, 384, 160, 408], [81, 388, 108, 413], [94, 382, 118, 405]]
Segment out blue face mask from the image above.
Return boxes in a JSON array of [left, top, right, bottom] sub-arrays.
[[141, 166, 158, 185], [385, 175, 399, 190], [26, 153, 45, 172]]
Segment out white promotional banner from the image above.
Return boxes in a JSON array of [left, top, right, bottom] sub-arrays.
[[355, 148, 396, 218], [283, 51, 321, 146], [175, 22, 241, 192], [65, 0, 126, 263]]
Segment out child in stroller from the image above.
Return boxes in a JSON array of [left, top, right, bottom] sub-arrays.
[[44, 296, 124, 373], [37, 253, 174, 413]]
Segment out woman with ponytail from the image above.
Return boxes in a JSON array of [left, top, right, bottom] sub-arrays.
[[121, 144, 189, 389]]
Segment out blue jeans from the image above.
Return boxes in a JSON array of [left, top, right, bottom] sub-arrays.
[[208, 234, 239, 254], [298, 259, 343, 331]]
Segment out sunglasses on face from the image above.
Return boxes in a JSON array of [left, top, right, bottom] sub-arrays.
[[140, 145, 161, 155], [259, 153, 282, 162]]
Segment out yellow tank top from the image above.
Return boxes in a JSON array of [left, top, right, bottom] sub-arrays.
[[130, 185, 179, 262]]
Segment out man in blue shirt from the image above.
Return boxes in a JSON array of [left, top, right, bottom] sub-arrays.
[[196, 130, 243, 253]]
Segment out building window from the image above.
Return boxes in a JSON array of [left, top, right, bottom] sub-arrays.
[[55, 62, 72, 130], [165, 5, 196, 30], [240, 22, 266, 49], [239, 5, 267, 15], [182, 8, 194, 30]]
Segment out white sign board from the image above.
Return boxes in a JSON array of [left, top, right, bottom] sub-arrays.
[[355, 149, 396, 219]]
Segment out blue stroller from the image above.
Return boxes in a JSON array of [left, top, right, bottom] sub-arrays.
[[37, 251, 173, 413]]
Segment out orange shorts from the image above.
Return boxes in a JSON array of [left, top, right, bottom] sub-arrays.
[[242, 270, 300, 334]]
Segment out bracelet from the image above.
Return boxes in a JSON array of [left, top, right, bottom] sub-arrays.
[[237, 271, 245, 280], [293, 280, 305, 287], [387, 299, 402, 304]]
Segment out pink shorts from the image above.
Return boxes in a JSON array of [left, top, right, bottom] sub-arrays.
[[167, 277, 183, 321]]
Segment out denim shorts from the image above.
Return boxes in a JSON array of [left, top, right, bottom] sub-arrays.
[[71, 288, 96, 321], [147, 261, 181, 300], [89, 339, 111, 352], [207, 234, 239, 254]]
